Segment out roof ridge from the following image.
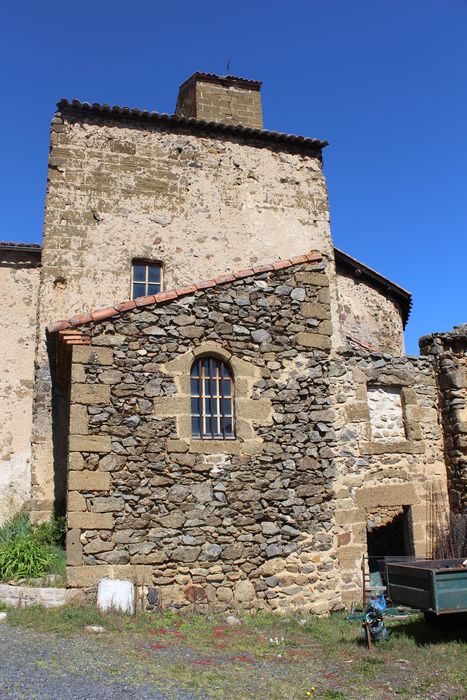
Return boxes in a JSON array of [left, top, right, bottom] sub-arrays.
[[47, 251, 323, 334]]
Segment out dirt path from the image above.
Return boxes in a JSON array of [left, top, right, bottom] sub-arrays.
[[0, 625, 199, 700]]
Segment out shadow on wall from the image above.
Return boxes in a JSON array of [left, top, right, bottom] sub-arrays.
[[47, 336, 69, 518]]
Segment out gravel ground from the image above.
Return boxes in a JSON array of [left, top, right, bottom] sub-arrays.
[[0, 625, 199, 700]]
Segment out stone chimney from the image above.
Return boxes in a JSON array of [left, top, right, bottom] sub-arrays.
[[175, 72, 263, 129]]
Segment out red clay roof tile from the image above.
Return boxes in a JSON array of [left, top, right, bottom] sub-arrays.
[[46, 250, 323, 333]]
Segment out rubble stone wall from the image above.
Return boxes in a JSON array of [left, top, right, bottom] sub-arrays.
[[0, 250, 40, 524], [329, 350, 448, 606], [420, 327, 467, 511], [31, 107, 335, 520], [64, 259, 345, 614], [336, 272, 405, 355]]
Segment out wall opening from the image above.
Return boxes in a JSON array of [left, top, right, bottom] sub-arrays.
[[366, 506, 414, 574]]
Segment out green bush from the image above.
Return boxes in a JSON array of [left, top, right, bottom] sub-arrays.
[[0, 512, 67, 583], [0, 512, 31, 545], [0, 536, 53, 581], [33, 516, 66, 548]]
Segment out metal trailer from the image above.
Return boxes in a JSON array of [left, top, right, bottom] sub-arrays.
[[386, 558, 467, 616]]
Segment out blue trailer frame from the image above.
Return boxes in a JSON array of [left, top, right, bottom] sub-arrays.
[[386, 559, 467, 615]]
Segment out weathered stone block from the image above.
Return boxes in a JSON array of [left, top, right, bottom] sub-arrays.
[[68, 491, 86, 512], [355, 484, 418, 508], [296, 332, 331, 350], [166, 439, 189, 453], [92, 496, 124, 512], [69, 470, 111, 491], [300, 302, 330, 320], [66, 565, 154, 587], [294, 271, 327, 286], [69, 435, 111, 453], [361, 441, 425, 455], [71, 383, 111, 405], [73, 346, 113, 366], [345, 403, 370, 423], [68, 512, 114, 529], [66, 528, 82, 566], [69, 405, 89, 435]]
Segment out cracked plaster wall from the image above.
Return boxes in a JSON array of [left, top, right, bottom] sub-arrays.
[[0, 253, 40, 524]]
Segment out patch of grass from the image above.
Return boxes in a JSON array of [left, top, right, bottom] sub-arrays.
[[0, 601, 7, 611], [6, 605, 467, 700]]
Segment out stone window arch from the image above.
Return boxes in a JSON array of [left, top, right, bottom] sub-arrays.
[[190, 356, 234, 439], [155, 341, 273, 454]]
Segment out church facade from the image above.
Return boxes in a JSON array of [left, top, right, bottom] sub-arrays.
[[0, 73, 465, 612]]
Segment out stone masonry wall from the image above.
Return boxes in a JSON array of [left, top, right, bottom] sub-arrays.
[[176, 76, 263, 129], [336, 272, 405, 355], [64, 258, 344, 614], [0, 250, 40, 524], [329, 349, 448, 605], [31, 107, 335, 521], [420, 326, 467, 511]]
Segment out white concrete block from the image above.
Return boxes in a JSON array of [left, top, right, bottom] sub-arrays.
[[97, 578, 134, 614]]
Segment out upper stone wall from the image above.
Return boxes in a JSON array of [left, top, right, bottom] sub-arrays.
[[0, 250, 40, 524], [336, 272, 405, 355], [41, 111, 333, 328]]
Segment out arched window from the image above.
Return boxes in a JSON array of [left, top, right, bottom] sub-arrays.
[[190, 357, 234, 439]]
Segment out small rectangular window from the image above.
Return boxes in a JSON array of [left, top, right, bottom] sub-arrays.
[[131, 260, 163, 299]]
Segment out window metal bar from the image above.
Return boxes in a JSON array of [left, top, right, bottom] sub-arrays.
[[190, 357, 234, 439]]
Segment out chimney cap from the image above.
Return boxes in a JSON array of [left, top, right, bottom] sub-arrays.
[[179, 72, 262, 93]]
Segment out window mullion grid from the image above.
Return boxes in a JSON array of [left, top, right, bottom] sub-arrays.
[[209, 357, 216, 439], [201, 362, 206, 438], [214, 361, 222, 439]]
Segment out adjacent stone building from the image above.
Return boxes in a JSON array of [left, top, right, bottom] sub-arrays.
[[0, 71, 463, 612]]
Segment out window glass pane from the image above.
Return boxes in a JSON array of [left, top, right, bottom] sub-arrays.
[[148, 283, 161, 295], [191, 357, 234, 439], [132, 283, 146, 299], [148, 265, 161, 284], [191, 416, 200, 436], [133, 264, 146, 282]]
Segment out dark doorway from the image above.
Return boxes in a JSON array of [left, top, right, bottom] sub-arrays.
[[367, 507, 414, 574]]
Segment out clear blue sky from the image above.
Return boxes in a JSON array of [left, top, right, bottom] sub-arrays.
[[2, 1, 465, 354]]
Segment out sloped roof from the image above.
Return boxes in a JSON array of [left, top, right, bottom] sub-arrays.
[[47, 251, 323, 334], [56, 99, 327, 155]]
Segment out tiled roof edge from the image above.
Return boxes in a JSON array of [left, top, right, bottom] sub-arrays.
[[56, 99, 328, 153], [47, 250, 323, 334], [0, 241, 42, 253], [334, 247, 412, 328], [179, 72, 262, 92]]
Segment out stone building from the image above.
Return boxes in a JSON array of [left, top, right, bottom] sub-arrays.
[[0, 72, 464, 612]]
